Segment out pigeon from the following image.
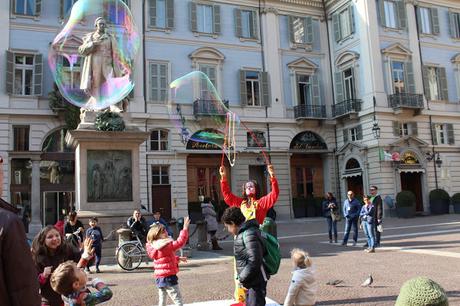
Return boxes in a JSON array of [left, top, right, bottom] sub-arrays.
[[326, 279, 343, 286], [361, 274, 373, 287]]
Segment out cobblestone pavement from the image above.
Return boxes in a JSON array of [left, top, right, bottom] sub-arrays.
[[92, 214, 460, 305]]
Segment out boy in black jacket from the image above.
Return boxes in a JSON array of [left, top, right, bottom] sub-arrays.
[[222, 207, 268, 306]]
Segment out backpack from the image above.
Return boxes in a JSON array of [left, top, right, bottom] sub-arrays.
[[243, 224, 281, 276]]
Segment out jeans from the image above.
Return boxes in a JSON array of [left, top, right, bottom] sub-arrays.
[[363, 221, 375, 248], [342, 217, 358, 244], [88, 245, 102, 269], [326, 217, 337, 240], [374, 221, 381, 245], [158, 285, 183, 306], [246, 281, 267, 306]]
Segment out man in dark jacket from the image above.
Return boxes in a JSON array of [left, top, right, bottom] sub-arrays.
[[222, 207, 268, 306], [127, 209, 148, 241], [341, 190, 362, 246], [0, 198, 40, 305], [370, 185, 383, 247]]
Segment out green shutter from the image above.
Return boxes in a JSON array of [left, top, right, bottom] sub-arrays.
[[288, 16, 294, 43], [422, 66, 431, 101], [159, 63, 168, 102], [431, 123, 438, 145], [261, 71, 270, 106], [343, 129, 348, 143], [333, 13, 341, 42], [234, 9, 242, 38], [431, 7, 439, 35], [416, 7, 422, 33], [447, 123, 455, 145], [379, 0, 386, 27], [252, 11, 259, 39], [405, 62, 416, 94], [356, 125, 363, 140], [393, 121, 400, 136], [166, 0, 174, 28], [348, 6, 355, 34], [439, 67, 448, 101], [213, 5, 221, 34], [35, 0, 42, 16], [449, 12, 456, 38], [311, 74, 320, 106], [190, 2, 197, 32], [410, 122, 418, 136], [34, 53, 43, 96], [150, 63, 157, 101], [305, 17, 313, 44], [397, 0, 407, 29], [240, 70, 247, 106], [6, 51, 14, 95], [149, 0, 156, 27], [334, 72, 344, 103]]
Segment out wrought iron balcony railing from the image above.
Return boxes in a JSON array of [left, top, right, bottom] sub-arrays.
[[332, 99, 362, 118], [193, 99, 229, 117], [388, 93, 424, 109], [294, 104, 326, 119]]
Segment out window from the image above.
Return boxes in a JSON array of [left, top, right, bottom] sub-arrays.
[[379, 0, 406, 29], [420, 7, 431, 34], [297, 75, 311, 106], [240, 70, 269, 107], [247, 131, 266, 147], [423, 66, 448, 101], [343, 126, 362, 143], [343, 68, 355, 100], [432, 123, 455, 145], [13, 126, 30, 151], [150, 130, 168, 151], [60, 0, 78, 18], [449, 12, 460, 39], [149, 61, 168, 103], [289, 16, 313, 44], [14, 0, 40, 16], [190, 3, 220, 35], [152, 166, 169, 185], [149, 0, 174, 29], [60, 56, 81, 89], [245, 71, 260, 106], [384, 1, 397, 28], [104, 0, 130, 25], [392, 61, 405, 94], [199, 64, 217, 100], [332, 6, 354, 42], [393, 122, 418, 137], [6, 51, 42, 96], [235, 9, 258, 39]]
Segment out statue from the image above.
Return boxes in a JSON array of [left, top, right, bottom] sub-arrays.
[[78, 17, 126, 112]]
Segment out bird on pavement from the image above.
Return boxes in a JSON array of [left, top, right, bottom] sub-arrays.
[[361, 274, 373, 287], [326, 279, 343, 286]]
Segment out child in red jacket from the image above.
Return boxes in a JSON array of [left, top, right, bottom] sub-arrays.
[[146, 216, 190, 306]]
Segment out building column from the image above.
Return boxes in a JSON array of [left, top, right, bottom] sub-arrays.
[[406, 1, 424, 99], [28, 158, 42, 238]]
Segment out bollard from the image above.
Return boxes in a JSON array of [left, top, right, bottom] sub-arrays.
[[195, 220, 209, 251], [116, 228, 133, 269]]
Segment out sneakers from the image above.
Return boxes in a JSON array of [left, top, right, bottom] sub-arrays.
[[96, 268, 101, 273], [365, 248, 375, 253], [334, 238, 338, 243], [341, 242, 347, 246], [352, 241, 357, 246], [329, 239, 333, 243]]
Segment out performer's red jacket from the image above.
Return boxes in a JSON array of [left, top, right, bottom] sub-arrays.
[[220, 177, 279, 224]]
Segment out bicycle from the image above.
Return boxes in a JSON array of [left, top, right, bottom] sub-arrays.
[[116, 234, 148, 271]]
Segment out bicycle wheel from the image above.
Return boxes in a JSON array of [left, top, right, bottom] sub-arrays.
[[116, 242, 143, 271]]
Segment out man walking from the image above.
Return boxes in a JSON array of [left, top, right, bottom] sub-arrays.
[[341, 191, 361, 246], [370, 186, 383, 247]]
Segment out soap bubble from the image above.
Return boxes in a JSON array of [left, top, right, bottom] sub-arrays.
[[48, 0, 140, 110]]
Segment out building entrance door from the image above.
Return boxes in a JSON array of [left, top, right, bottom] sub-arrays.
[[249, 165, 267, 196], [400, 172, 423, 212], [42, 192, 75, 225], [346, 176, 363, 198], [152, 185, 172, 220]]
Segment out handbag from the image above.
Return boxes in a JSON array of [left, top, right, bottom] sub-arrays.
[[331, 209, 341, 222], [377, 224, 383, 233]]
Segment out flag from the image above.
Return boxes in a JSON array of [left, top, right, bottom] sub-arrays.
[[379, 148, 392, 161]]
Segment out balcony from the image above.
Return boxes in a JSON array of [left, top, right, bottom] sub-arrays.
[[193, 99, 229, 117], [332, 99, 362, 118], [388, 93, 424, 110], [294, 104, 326, 120]]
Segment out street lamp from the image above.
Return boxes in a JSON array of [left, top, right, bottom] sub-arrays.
[[176, 104, 190, 144], [372, 122, 381, 139], [426, 152, 443, 168]]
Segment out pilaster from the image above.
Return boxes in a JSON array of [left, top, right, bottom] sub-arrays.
[[29, 157, 42, 238]]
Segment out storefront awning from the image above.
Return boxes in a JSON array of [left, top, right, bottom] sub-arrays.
[[397, 168, 425, 173], [342, 170, 362, 178]]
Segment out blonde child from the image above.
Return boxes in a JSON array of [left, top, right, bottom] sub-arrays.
[[146, 216, 190, 306], [283, 248, 316, 306]]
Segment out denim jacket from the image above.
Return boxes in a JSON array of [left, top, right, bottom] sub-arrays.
[[360, 204, 375, 224], [342, 198, 361, 219]]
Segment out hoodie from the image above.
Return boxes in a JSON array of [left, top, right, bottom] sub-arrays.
[[146, 229, 188, 278], [284, 266, 316, 306]]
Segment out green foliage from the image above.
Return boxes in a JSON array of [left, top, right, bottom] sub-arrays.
[[94, 111, 125, 131], [451, 193, 460, 204], [429, 189, 450, 202], [48, 86, 81, 130], [396, 190, 416, 207]]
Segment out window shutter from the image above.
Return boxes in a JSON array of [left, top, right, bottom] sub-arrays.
[[356, 125, 363, 140], [422, 66, 431, 101], [252, 11, 259, 39], [379, 0, 386, 27], [35, 0, 42, 16], [213, 5, 221, 34], [332, 13, 341, 42], [397, 0, 407, 29], [431, 7, 439, 35], [431, 123, 438, 145], [405, 62, 416, 94], [305, 17, 313, 44], [6, 50, 14, 95], [447, 123, 455, 145], [410, 122, 418, 136], [439, 67, 449, 101], [261, 71, 270, 106], [348, 6, 355, 34], [166, 0, 174, 28], [60, 0, 64, 20], [150, 63, 158, 101], [311, 74, 320, 106], [34, 54, 43, 96], [343, 129, 349, 143], [449, 12, 456, 38], [416, 8, 422, 33], [234, 9, 242, 38], [334, 72, 344, 103], [288, 16, 294, 43], [149, 0, 156, 27], [393, 121, 400, 136], [190, 2, 197, 32], [239, 70, 247, 106], [159, 64, 168, 102]]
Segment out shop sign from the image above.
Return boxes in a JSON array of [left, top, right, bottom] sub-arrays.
[[290, 131, 327, 150]]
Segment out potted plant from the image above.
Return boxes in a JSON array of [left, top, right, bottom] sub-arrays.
[[451, 193, 460, 214], [292, 198, 306, 218], [396, 191, 416, 218], [429, 189, 450, 215]]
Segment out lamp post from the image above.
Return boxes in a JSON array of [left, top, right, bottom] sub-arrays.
[[176, 104, 190, 145], [426, 151, 442, 189], [372, 96, 381, 139]]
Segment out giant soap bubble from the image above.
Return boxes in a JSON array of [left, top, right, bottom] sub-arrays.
[[48, 0, 140, 110]]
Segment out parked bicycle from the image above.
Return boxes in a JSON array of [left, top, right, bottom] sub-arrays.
[[116, 234, 149, 271]]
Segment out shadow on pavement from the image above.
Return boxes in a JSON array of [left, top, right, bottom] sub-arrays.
[[316, 294, 398, 305]]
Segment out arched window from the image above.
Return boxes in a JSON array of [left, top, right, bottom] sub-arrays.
[[42, 128, 73, 152], [345, 158, 360, 170]]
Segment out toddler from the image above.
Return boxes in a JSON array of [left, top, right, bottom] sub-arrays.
[[85, 217, 104, 273], [283, 248, 316, 306]]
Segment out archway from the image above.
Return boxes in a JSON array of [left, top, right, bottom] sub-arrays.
[[399, 151, 424, 212], [344, 158, 363, 198]]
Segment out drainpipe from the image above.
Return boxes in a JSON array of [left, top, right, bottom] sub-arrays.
[[143, 0, 147, 114]]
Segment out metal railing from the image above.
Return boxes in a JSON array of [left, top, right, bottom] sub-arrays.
[[332, 99, 362, 118], [294, 104, 327, 119], [388, 93, 424, 109], [193, 99, 229, 116]]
